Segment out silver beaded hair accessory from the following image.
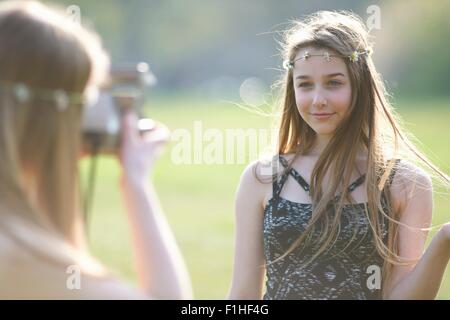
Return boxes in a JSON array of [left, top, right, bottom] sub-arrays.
[[283, 48, 372, 70], [0, 82, 89, 111]]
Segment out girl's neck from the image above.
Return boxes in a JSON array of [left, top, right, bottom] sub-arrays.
[[307, 134, 332, 156], [305, 134, 367, 160]]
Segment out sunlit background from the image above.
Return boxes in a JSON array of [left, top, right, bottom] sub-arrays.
[[42, 0, 450, 299]]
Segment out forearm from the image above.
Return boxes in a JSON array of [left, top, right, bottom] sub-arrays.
[[228, 268, 265, 300], [386, 229, 450, 300], [120, 175, 192, 299]]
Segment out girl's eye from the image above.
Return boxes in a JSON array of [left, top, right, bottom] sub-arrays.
[[297, 81, 342, 88], [328, 80, 342, 86]]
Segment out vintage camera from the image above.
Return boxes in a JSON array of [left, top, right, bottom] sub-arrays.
[[81, 62, 156, 154]]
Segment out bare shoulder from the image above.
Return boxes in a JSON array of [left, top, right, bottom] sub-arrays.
[[0, 232, 147, 299], [0, 261, 148, 299], [74, 275, 149, 300], [390, 159, 433, 215], [237, 157, 278, 211]]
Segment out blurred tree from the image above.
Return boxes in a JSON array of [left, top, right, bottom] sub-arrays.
[[46, 0, 449, 98]]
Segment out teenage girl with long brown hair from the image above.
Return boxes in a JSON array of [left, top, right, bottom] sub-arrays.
[[229, 11, 449, 300]]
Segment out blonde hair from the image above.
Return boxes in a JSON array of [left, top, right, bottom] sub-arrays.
[[263, 11, 449, 296], [0, 1, 109, 275]]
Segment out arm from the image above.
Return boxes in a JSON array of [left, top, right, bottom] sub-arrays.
[[228, 162, 267, 299], [119, 112, 192, 300], [384, 165, 450, 299], [386, 225, 450, 300]]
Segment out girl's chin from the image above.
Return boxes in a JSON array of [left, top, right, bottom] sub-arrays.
[[310, 127, 337, 136]]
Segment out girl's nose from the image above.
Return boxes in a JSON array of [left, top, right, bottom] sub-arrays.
[[312, 90, 328, 108]]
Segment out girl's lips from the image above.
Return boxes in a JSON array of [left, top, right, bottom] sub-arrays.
[[310, 113, 336, 120]]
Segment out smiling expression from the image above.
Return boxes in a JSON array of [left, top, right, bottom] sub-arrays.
[[292, 47, 353, 137]]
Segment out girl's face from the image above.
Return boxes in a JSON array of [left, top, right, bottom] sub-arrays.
[[292, 47, 352, 137]]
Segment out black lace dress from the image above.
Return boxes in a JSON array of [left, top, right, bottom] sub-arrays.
[[263, 156, 399, 300]]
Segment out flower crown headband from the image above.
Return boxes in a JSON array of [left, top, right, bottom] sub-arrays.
[[0, 82, 95, 111], [283, 48, 373, 70]]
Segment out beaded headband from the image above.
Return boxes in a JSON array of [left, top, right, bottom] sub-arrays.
[[283, 48, 372, 70], [0, 82, 95, 111]]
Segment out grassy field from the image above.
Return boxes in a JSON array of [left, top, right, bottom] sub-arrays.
[[82, 96, 450, 299]]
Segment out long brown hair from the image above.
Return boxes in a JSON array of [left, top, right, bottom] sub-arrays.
[[0, 1, 109, 274], [265, 11, 449, 296]]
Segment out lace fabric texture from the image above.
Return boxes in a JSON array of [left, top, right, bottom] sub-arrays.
[[262, 156, 399, 300]]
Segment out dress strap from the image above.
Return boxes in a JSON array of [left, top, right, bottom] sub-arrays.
[[278, 156, 310, 193], [275, 155, 393, 199], [380, 159, 402, 209], [377, 159, 402, 188], [347, 174, 366, 193], [387, 159, 401, 186], [272, 156, 290, 198], [348, 159, 401, 192], [278, 156, 289, 168], [287, 167, 311, 193], [331, 174, 366, 201]]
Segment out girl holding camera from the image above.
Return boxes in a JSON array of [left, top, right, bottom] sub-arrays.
[[0, 1, 191, 299]]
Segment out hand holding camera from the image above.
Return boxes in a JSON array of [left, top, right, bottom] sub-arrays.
[[80, 62, 170, 215], [119, 110, 170, 182], [81, 62, 160, 155]]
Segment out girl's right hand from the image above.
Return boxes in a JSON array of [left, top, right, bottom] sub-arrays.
[[118, 111, 170, 184]]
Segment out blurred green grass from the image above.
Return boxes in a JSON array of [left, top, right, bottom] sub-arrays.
[[82, 97, 449, 299]]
